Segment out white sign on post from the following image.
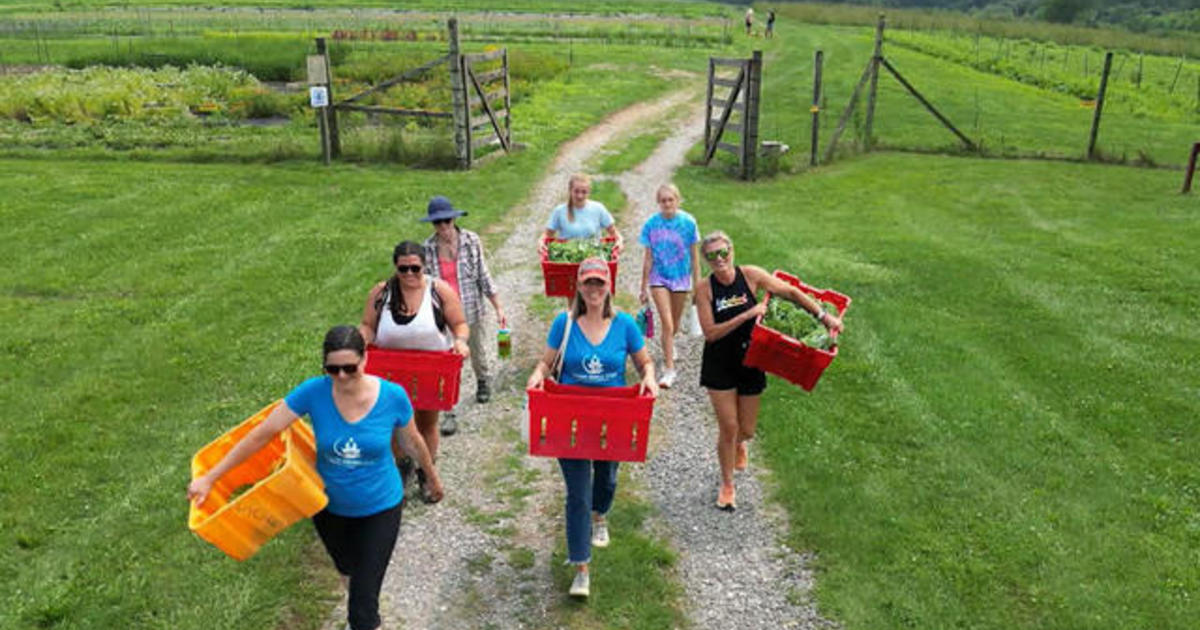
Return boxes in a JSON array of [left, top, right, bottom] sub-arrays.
[[306, 54, 329, 86], [309, 86, 329, 108]]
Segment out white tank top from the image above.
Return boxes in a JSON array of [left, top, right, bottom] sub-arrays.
[[375, 281, 451, 351]]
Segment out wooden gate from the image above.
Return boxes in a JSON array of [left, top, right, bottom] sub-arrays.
[[457, 48, 512, 168], [313, 18, 511, 169], [704, 50, 762, 180]]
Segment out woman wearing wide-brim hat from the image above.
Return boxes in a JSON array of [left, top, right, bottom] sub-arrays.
[[419, 196, 507, 436]]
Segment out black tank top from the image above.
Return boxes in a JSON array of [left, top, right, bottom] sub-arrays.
[[707, 266, 757, 355]]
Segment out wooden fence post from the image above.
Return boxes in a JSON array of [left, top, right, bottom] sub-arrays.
[[448, 18, 470, 168], [1169, 56, 1184, 94], [503, 48, 512, 148], [864, 14, 885, 151], [704, 57, 714, 155], [316, 37, 340, 158], [742, 50, 763, 180], [811, 49, 823, 167], [1182, 142, 1200, 194], [1087, 51, 1114, 160]]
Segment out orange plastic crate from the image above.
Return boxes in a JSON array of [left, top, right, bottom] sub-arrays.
[[364, 346, 464, 411], [743, 270, 851, 392], [188, 400, 328, 561], [540, 238, 619, 297], [526, 381, 655, 462]]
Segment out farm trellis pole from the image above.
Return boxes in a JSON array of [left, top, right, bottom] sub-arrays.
[[811, 50, 823, 167], [1086, 52, 1114, 161], [864, 15, 884, 151]]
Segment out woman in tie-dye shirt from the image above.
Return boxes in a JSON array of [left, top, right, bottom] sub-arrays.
[[638, 183, 700, 390]]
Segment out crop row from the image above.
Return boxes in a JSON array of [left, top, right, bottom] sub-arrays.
[[888, 29, 1200, 121]]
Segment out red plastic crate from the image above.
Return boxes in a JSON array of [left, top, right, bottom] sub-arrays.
[[743, 270, 851, 392], [540, 238, 619, 297], [364, 346, 464, 411], [526, 381, 655, 462]]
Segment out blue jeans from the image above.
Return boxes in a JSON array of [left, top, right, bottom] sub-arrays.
[[557, 458, 619, 564]]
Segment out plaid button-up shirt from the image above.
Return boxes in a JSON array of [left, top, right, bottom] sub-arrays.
[[424, 227, 497, 325]]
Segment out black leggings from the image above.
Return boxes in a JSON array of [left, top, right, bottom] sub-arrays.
[[312, 502, 403, 630]]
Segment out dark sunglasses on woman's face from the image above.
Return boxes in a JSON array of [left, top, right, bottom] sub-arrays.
[[324, 364, 358, 375], [433, 218, 452, 225], [395, 265, 423, 274], [703, 248, 730, 262]]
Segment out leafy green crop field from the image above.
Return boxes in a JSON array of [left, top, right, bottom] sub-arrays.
[[676, 151, 1200, 630]]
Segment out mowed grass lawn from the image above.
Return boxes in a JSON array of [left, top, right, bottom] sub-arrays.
[[677, 152, 1199, 629]]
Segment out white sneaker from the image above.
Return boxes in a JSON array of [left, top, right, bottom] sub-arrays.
[[569, 570, 590, 598], [591, 519, 610, 548], [658, 368, 677, 389]]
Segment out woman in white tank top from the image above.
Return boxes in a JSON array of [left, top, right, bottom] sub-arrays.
[[360, 241, 469, 500]]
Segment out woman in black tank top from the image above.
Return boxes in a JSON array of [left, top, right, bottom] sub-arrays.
[[695, 231, 843, 511]]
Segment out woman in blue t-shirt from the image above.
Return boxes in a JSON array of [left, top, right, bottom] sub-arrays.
[[188, 326, 442, 630], [525, 258, 658, 599], [637, 183, 701, 390], [537, 173, 625, 256]]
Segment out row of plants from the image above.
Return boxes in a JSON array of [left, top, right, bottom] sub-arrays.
[[0, 64, 300, 123], [0, 0, 731, 19], [0, 7, 731, 45], [887, 29, 1200, 120], [774, 1, 1200, 60]]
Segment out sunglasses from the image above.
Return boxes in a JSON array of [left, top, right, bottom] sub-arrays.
[[324, 363, 358, 375], [395, 264, 423, 274], [703, 248, 730, 262], [433, 218, 452, 225]]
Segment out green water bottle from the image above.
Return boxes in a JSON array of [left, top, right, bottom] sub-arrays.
[[497, 328, 511, 359]]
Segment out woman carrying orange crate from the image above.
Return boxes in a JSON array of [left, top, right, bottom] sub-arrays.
[[188, 325, 442, 630], [525, 258, 658, 598], [537, 173, 625, 257], [359, 240, 469, 501], [695, 231, 842, 511]]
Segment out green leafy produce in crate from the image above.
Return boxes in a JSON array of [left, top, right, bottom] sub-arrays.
[[546, 240, 615, 263], [761, 298, 840, 350]]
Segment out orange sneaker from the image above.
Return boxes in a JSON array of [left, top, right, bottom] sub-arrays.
[[735, 442, 748, 471], [716, 482, 736, 511]]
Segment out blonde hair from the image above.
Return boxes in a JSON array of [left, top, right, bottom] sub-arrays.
[[566, 173, 592, 221], [656, 183, 681, 204], [701, 230, 733, 251]]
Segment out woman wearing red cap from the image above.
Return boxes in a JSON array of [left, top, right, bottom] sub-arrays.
[[526, 258, 658, 598]]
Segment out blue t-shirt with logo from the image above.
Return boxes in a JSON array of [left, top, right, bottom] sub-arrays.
[[546, 312, 645, 387], [546, 200, 614, 240], [638, 210, 700, 290], [284, 376, 412, 517]]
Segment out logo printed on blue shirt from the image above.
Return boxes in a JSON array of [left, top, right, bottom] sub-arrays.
[[328, 437, 372, 468]]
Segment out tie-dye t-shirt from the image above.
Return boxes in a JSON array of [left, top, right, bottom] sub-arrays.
[[638, 210, 700, 291]]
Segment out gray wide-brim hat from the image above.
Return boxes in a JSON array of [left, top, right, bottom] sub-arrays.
[[420, 195, 468, 222]]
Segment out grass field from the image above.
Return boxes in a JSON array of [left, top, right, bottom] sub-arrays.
[[3, 2, 1200, 629], [675, 152, 1200, 629]]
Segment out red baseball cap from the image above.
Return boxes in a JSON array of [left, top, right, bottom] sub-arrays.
[[577, 257, 611, 286]]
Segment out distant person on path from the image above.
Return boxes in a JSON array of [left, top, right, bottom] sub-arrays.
[[766, 10, 776, 38], [526, 258, 658, 598], [187, 325, 442, 630], [420, 196, 507, 429], [359, 240, 469, 500], [638, 183, 700, 390], [695, 231, 842, 511], [744, 7, 754, 35], [538, 173, 624, 257]]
